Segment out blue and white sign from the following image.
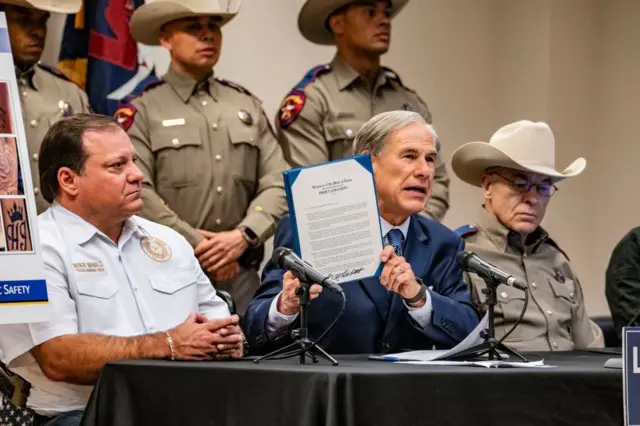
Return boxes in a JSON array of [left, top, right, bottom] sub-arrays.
[[623, 327, 640, 426], [0, 13, 49, 324]]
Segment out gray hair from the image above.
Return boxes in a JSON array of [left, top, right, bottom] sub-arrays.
[[353, 110, 440, 156]]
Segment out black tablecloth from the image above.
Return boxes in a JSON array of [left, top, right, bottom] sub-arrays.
[[81, 351, 622, 426]]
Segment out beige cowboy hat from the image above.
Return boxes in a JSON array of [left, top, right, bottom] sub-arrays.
[[451, 120, 587, 187], [0, 0, 81, 14], [130, 0, 241, 46], [298, 0, 409, 45]]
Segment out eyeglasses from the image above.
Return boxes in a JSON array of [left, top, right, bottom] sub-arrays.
[[492, 173, 558, 197]]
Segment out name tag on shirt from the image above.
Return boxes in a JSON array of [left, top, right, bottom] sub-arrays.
[[162, 118, 185, 127], [73, 260, 106, 274]]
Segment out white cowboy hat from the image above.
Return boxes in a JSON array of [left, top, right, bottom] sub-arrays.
[[0, 0, 81, 14], [298, 0, 409, 45], [130, 0, 241, 46], [451, 120, 587, 187]]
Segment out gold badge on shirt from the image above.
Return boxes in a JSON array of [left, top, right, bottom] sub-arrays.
[[140, 236, 172, 262]]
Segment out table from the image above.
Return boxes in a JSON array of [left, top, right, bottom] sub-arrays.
[[81, 351, 622, 426]]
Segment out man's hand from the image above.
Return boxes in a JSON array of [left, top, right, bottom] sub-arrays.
[[210, 324, 245, 359], [194, 229, 248, 274], [211, 261, 241, 282], [379, 246, 425, 308], [276, 271, 323, 316], [167, 313, 243, 360]]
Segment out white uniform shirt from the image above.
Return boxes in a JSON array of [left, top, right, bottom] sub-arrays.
[[0, 203, 230, 416]]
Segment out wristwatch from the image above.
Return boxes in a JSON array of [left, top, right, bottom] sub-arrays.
[[403, 277, 427, 304], [238, 226, 259, 247]]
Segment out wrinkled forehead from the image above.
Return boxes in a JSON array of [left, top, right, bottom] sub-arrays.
[[486, 166, 553, 183]]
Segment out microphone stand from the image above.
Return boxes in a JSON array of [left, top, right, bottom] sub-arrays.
[[446, 271, 528, 362], [254, 279, 339, 366]]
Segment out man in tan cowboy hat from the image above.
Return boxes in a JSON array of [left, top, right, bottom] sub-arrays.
[[275, 0, 450, 222], [117, 0, 288, 315], [1, 0, 90, 213], [451, 120, 603, 352]]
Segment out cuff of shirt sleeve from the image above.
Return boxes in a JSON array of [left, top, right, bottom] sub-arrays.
[[176, 222, 204, 248], [404, 290, 433, 328], [266, 292, 299, 341]]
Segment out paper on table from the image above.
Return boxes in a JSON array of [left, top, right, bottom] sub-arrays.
[[376, 313, 490, 362], [398, 359, 553, 368]]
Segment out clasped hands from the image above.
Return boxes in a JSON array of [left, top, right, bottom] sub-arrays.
[[167, 313, 244, 360], [277, 245, 425, 315], [194, 229, 248, 281]]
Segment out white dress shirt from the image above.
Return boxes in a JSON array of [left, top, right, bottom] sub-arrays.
[[0, 203, 230, 416], [265, 216, 433, 339]]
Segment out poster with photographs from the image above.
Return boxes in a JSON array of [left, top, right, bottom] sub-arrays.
[[0, 13, 49, 324]]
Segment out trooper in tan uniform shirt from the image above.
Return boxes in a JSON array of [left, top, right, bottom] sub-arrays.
[[276, 0, 450, 221], [451, 120, 603, 352], [2, 0, 89, 213], [118, 0, 288, 314]]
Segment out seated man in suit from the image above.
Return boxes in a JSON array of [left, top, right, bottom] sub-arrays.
[[0, 114, 243, 425], [451, 120, 603, 352], [243, 111, 479, 354]]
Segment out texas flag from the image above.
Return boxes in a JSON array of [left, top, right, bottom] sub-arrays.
[[58, 0, 158, 115]]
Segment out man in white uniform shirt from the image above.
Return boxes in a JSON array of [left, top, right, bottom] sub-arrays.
[[0, 114, 243, 426]]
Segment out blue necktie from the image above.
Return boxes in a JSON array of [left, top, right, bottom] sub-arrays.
[[385, 229, 404, 299], [386, 229, 404, 256]]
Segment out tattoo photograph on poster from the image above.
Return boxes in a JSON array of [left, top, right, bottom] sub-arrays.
[[1, 198, 32, 252], [0, 82, 13, 134], [0, 137, 21, 195]]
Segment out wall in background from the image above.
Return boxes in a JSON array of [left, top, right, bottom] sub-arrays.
[[41, 0, 640, 316]]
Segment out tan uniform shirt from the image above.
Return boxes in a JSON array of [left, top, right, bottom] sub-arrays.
[[275, 55, 450, 221], [458, 209, 601, 352], [124, 67, 289, 247], [18, 64, 90, 213]]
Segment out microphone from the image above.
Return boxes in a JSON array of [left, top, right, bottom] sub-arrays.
[[456, 250, 527, 291], [272, 247, 344, 294]]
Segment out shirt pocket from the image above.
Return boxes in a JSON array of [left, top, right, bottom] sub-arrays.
[[322, 118, 365, 160], [148, 269, 199, 294], [151, 126, 206, 188], [148, 269, 200, 326], [228, 124, 259, 184], [74, 277, 120, 333], [496, 284, 528, 323]]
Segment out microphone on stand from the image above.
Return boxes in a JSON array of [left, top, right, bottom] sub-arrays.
[[272, 247, 344, 294], [456, 250, 527, 291]]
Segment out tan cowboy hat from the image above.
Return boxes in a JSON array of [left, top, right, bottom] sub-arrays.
[[0, 0, 81, 14], [298, 0, 409, 45], [130, 0, 241, 46], [451, 120, 587, 187]]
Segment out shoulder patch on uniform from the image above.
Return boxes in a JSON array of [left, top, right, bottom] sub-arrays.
[[114, 102, 137, 131], [37, 63, 72, 82], [546, 237, 570, 261], [278, 64, 331, 129], [454, 224, 478, 238], [216, 78, 261, 101]]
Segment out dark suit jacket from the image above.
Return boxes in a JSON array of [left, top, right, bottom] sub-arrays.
[[243, 214, 479, 354]]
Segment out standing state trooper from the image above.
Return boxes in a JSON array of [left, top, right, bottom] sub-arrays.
[[451, 120, 603, 352], [1, 0, 90, 213], [276, 0, 450, 221], [117, 0, 288, 314]]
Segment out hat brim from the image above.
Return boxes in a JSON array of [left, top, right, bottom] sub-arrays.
[[0, 0, 81, 13], [130, 2, 238, 46], [298, 0, 410, 45], [451, 142, 587, 187]]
